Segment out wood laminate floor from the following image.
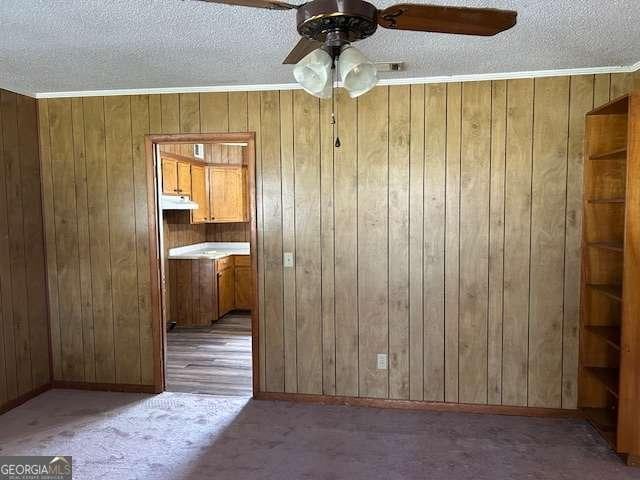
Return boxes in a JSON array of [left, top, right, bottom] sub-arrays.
[[166, 314, 252, 396]]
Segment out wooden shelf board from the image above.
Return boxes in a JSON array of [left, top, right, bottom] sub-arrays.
[[585, 367, 619, 398], [587, 198, 626, 204], [590, 147, 627, 161], [587, 242, 624, 253], [585, 326, 621, 350], [587, 94, 629, 116], [586, 283, 623, 301]]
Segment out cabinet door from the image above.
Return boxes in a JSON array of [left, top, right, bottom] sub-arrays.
[[190, 165, 210, 223], [210, 166, 247, 222], [217, 266, 236, 318], [177, 161, 192, 195], [161, 158, 178, 195], [234, 265, 252, 310]]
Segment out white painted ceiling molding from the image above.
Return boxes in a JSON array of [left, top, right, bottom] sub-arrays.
[[28, 60, 640, 99]]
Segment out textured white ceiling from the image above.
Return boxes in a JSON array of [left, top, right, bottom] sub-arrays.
[[1, 0, 639, 95]]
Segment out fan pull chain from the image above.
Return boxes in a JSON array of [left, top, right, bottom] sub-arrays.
[[332, 64, 341, 148]]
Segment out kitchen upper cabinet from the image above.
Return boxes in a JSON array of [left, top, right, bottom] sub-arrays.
[[162, 158, 178, 195], [210, 166, 247, 223], [188, 164, 247, 224], [190, 165, 210, 223], [162, 157, 191, 196], [177, 161, 191, 196]]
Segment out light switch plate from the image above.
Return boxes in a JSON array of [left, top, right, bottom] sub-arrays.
[[377, 353, 388, 370], [284, 252, 294, 268]]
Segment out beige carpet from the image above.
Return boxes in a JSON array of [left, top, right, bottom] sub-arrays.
[[0, 389, 638, 480]]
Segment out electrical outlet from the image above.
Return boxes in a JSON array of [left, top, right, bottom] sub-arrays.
[[377, 353, 388, 370], [284, 252, 294, 268]]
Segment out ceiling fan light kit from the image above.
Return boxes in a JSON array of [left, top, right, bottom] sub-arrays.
[[338, 45, 378, 98], [197, 0, 517, 95], [293, 48, 333, 97]]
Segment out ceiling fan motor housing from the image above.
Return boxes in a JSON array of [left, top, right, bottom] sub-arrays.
[[297, 0, 378, 46]]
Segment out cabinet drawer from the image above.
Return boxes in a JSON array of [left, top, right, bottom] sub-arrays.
[[234, 255, 251, 267], [216, 255, 234, 271]]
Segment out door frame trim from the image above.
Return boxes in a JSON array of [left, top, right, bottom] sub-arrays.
[[144, 132, 259, 395]]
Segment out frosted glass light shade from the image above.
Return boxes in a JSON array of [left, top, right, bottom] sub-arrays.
[[338, 46, 377, 98], [293, 48, 332, 98]]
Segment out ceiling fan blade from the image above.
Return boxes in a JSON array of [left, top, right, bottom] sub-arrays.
[[377, 4, 517, 36], [193, 0, 299, 10], [283, 37, 323, 64]]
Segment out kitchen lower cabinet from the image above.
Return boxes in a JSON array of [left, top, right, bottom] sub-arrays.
[[168, 255, 252, 326], [234, 257, 252, 310], [168, 259, 217, 327], [217, 261, 236, 318]]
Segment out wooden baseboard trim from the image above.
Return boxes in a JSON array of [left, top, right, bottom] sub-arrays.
[[52, 381, 159, 394], [255, 392, 582, 418], [0, 383, 52, 416], [627, 454, 640, 467]]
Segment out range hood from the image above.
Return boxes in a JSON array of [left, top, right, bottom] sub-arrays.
[[161, 195, 198, 211]]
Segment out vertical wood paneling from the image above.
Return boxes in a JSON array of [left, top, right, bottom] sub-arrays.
[[293, 91, 322, 394], [200, 92, 229, 163], [388, 85, 410, 400], [0, 90, 50, 408], [49, 98, 84, 381], [334, 90, 358, 396], [593, 74, 611, 107], [488, 80, 507, 405], [0, 98, 6, 404], [2, 92, 31, 395], [563, 75, 594, 408], [71, 98, 95, 382], [609, 73, 633, 99], [38, 99, 62, 381], [131, 95, 154, 385], [229, 92, 248, 132], [502, 79, 534, 406], [409, 85, 425, 401], [179, 93, 200, 133], [104, 96, 140, 384], [83, 97, 116, 383], [17, 96, 49, 388], [279, 90, 297, 393], [528, 77, 570, 408], [458, 82, 491, 404], [36, 74, 597, 406], [423, 84, 446, 401], [160, 94, 180, 134], [247, 91, 265, 389], [357, 87, 389, 398], [444, 83, 461, 402], [0, 94, 18, 398], [260, 91, 284, 392], [319, 98, 336, 395]]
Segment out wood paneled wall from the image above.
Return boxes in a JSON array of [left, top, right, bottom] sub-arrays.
[[0, 90, 50, 411], [37, 72, 638, 408]]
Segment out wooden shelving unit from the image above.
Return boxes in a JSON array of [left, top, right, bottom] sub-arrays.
[[579, 92, 640, 465]]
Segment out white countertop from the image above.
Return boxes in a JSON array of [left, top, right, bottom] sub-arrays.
[[168, 242, 250, 260]]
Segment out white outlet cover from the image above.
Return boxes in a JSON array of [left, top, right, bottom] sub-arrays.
[[283, 252, 294, 268], [377, 353, 388, 370]]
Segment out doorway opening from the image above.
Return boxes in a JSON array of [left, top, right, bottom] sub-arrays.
[[144, 133, 259, 397]]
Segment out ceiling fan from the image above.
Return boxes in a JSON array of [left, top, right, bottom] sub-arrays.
[[195, 0, 517, 98]]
